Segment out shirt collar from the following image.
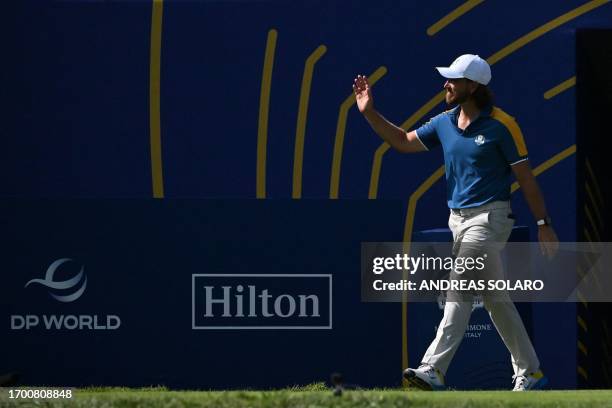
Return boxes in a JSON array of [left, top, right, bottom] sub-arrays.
[[449, 104, 493, 124], [448, 105, 461, 124], [480, 104, 493, 117]]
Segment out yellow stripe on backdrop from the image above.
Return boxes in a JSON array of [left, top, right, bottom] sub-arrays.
[[585, 184, 604, 226], [368, 91, 446, 199], [586, 159, 605, 206], [329, 66, 387, 199], [149, 0, 165, 198], [578, 366, 589, 380], [256, 29, 278, 199], [292, 45, 327, 199], [578, 340, 588, 356], [578, 315, 588, 332], [427, 0, 485, 36], [400, 165, 445, 375], [544, 76, 576, 99], [511, 145, 576, 193]]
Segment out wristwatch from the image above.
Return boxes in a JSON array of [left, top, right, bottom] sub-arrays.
[[536, 216, 552, 226]]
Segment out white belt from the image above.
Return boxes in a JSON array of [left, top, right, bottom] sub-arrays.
[[450, 200, 510, 217]]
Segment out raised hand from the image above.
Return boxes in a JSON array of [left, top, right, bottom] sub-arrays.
[[353, 75, 374, 114]]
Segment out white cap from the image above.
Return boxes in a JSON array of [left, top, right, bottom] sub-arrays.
[[436, 54, 491, 85]]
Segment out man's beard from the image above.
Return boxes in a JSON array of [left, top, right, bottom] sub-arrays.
[[445, 89, 470, 106]]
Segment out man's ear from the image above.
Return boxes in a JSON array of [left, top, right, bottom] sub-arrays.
[[469, 81, 479, 95]]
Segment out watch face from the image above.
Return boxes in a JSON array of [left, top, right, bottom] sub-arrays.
[[538, 217, 552, 226]]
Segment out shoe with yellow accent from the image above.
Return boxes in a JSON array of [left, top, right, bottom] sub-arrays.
[[403, 364, 446, 391], [512, 370, 547, 391]]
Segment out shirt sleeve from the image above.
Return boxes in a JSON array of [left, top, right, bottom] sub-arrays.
[[490, 110, 529, 165], [414, 115, 441, 150], [498, 119, 529, 165]]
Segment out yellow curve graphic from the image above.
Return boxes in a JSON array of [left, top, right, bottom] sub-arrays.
[[511, 145, 576, 192], [544, 76, 576, 99], [256, 29, 278, 199], [329, 66, 388, 198], [400, 164, 445, 374], [149, 0, 164, 198], [427, 0, 485, 36], [369, 91, 446, 199], [292, 45, 327, 199]]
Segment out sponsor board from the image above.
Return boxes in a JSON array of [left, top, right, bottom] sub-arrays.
[[192, 274, 332, 329], [10, 258, 121, 331]]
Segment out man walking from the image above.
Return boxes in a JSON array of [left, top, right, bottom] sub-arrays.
[[353, 54, 558, 391]]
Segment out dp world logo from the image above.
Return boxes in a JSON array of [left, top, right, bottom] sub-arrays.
[[25, 258, 87, 302], [12, 258, 121, 330]]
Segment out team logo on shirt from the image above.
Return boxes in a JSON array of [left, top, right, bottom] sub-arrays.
[[474, 135, 486, 145]]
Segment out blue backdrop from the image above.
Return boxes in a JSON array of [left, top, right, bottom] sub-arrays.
[[4, 0, 610, 389]]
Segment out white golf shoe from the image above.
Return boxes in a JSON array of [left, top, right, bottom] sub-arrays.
[[403, 364, 445, 391], [512, 370, 548, 391]]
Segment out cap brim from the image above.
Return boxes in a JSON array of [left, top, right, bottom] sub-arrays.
[[435, 67, 463, 79]]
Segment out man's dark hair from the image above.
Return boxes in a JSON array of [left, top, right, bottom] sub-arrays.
[[471, 83, 494, 109]]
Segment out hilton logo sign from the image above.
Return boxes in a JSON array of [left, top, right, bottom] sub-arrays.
[[192, 274, 332, 329]]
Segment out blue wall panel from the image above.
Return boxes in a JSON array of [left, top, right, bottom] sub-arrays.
[[3, 0, 610, 389]]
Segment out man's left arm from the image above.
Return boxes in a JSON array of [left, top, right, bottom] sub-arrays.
[[512, 160, 559, 258]]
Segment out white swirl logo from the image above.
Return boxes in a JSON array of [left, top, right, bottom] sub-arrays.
[[25, 258, 88, 302]]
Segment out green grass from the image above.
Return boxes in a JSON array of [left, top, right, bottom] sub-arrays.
[[1, 388, 612, 407]]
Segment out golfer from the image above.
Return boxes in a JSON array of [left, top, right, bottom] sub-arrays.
[[353, 54, 559, 391]]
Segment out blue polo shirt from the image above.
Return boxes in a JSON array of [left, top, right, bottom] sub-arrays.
[[415, 105, 528, 208]]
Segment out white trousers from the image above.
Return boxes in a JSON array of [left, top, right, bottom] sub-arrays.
[[421, 201, 540, 377]]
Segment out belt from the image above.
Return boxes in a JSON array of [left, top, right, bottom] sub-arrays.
[[450, 200, 510, 217]]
